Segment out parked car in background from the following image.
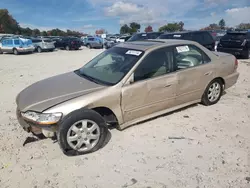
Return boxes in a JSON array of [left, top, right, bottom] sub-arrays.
[[54, 37, 82, 50], [0, 37, 34, 55], [103, 38, 117, 49], [83, 37, 103, 49], [31, 38, 55, 53], [158, 31, 215, 51], [127, 32, 163, 42], [116, 36, 131, 43], [16, 39, 239, 155], [217, 30, 250, 59]]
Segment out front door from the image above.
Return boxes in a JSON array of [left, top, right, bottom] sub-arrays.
[[173, 44, 215, 105], [121, 47, 178, 122]]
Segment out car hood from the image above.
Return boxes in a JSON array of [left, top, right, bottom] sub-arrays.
[[16, 71, 105, 112]]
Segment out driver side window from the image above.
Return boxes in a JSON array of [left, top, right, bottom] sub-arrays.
[[134, 48, 172, 82]]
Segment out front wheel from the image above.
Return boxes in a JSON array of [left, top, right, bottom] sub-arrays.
[[58, 109, 108, 156], [65, 46, 70, 51], [201, 79, 223, 106], [37, 47, 42, 53]]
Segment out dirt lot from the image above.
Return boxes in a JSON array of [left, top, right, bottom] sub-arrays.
[[0, 48, 249, 188]]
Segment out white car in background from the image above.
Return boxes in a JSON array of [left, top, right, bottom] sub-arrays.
[[116, 36, 131, 43]]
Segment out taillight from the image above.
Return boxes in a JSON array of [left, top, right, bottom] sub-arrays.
[[234, 58, 238, 69]]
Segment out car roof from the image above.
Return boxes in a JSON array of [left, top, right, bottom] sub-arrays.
[[162, 31, 209, 35], [115, 39, 198, 51]]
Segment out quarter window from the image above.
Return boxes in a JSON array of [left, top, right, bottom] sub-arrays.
[[174, 45, 210, 70], [134, 48, 173, 82]]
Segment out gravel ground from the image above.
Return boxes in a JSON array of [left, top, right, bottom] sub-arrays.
[[0, 48, 249, 188]]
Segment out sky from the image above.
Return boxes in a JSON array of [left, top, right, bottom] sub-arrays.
[[0, 0, 250, 34]]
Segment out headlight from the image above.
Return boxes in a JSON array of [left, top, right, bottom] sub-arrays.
[[21, 111, 62, 125]]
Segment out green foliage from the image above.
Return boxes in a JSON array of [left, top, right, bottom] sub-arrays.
[[120, 22, 141, 34], [0, 9, 83, 36], [120, 24, 131, 34], [219, 19, 226, 29], [158, 22, 184, 32], [0, 9, 20, 34]]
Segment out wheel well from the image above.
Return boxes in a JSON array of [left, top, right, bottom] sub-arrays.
[[91, 107, 118, 126], [214, 77, 225, 87]]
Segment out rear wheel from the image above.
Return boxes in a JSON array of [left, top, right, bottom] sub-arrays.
[[13, 48, 19, 55], [201, 79, 223, 106], [37, 47, 42, 53], [86, 44, 91, 49], [0, 48, 3, 54], [66, 46, 70, 51], [58, 109, 108, 156]]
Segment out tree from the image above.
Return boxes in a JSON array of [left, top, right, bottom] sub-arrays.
[[179, 21, 184, 31], [145, 25, 153, 32], [200, 23, 220, 30], [120, 24, 131, 34], [130, 22, 141, 33], [95, 29, 106, 35], [237, 23, 250, 29], [41, 31, 47, 36], [219, 19, 225, 29], [159, 22, 183, 32], [33, 29, 40, 36], [0, 9, 20, 33]]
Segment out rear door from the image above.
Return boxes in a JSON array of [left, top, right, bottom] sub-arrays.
[[121, 47, 178, 122], [220, 33, 247, 48], [173, 44, 214, 105]]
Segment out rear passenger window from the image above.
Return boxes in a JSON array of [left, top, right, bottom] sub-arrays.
[[7, 40, 13, 45], [14, 40, 20, 45], [174, 45, 210, 70]]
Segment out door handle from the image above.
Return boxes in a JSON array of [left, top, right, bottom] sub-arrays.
[[204, 71, 212, 76], [164, 84, 172, 88]]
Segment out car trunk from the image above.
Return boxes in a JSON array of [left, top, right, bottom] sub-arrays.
[[43, 39, 55, 48], [220, 33, 246, 48]]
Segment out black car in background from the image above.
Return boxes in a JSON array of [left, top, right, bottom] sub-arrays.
[[158, 31, 215, 51], [54, 37, 82, 50], [217, 30, 250, 59], [127, 32, 163, 42]]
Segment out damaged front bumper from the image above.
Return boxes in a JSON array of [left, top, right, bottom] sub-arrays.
[[16, 108, 58, 135]]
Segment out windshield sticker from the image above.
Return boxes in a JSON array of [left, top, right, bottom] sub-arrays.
[[126, 50, 142, 56], [176, 46, 189, 53]]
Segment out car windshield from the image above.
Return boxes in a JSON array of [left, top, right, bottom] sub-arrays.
[[78, 47, 144, 85]]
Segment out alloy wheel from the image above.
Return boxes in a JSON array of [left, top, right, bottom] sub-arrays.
[[66, 119, 100, 152], [207, 82, 221, 102]]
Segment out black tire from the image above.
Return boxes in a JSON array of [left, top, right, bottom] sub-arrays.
[[58, 108, 108, 156], [86, 44, 91, 49], [0, 48, 3, 54], [65, 46, 70, 51], [13, 48, 19, 55], [201, 79, 223, 106], [37, 47, 42, 53]]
